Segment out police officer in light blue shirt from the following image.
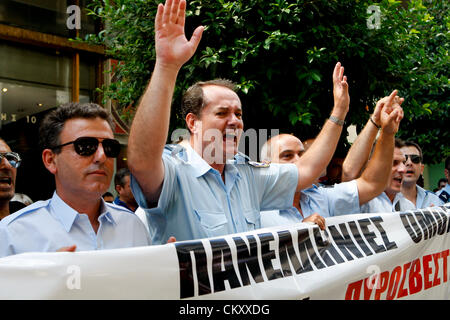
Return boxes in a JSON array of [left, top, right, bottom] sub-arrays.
[[398, 141, 444, 210], [127, 1, 352, 244], [259, 116, 402, 228], [132, 144, 298, 243], [0, 192, 150, 256], [436, 157, 450, 203], [348, 135, 409, 213], [261, 181, 360, 228], [0, 103, 151, 258]]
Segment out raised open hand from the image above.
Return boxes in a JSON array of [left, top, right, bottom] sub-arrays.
[[155, 0, 204, 70], [332, 62, 350, 115]]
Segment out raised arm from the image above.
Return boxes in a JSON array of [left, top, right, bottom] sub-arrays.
[[127, 0, 203, 202], [356, 92, 404, 205], [341, 93, 404, 182], [294, 62, 349, 191]]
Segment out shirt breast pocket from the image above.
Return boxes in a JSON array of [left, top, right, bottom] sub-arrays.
[[243, 209, 260, 231], [194, 210, 228, 238]]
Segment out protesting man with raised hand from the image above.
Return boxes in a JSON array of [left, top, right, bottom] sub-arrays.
[[128, 0, 351, 244], [341, 96, 413, 212], [260, 90, 404, 228]]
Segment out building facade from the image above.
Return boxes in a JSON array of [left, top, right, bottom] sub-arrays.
[[0, 0, 127, 202]]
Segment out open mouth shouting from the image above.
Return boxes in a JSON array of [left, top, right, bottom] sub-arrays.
[[392, 175, 403, 189], [0, 175, 13, 191], [223, 130, 238, 144]]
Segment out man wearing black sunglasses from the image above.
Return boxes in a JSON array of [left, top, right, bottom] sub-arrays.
[[0, 103, 151, 257], [0, 138, 25, 220], [399, 141, 444, 209]]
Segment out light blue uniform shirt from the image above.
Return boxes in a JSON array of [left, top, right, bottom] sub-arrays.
[[131, 144, 298, 244], [260, 207, 302, 228], [359, 191, 404, 213], [436, 183, 450, 203], [398, 185, 444, 210], [261, 180, 359, 228], [302, 180, 360, 218], [0, 192, 151, 257]]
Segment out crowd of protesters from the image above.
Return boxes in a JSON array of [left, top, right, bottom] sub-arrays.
[[0, 0, 447, 257]]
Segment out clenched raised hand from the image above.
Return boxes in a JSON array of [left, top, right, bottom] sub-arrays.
[[379, 90, 404, 135]]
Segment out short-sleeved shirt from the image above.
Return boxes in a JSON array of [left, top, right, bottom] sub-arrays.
[[260, 207, 302, 228], [436, 183, 450, 203], [301, 180, 360, 218], [131, 144, 298, 244], [359, 191, 404, 213], [260, 180, 359, 228], [398, 185, 444, 210], [0, 192, 151, 257]]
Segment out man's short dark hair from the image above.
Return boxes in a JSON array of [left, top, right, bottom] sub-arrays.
[[395, 138, 406, 149], [39, 102, 114, 152], [102, 191, 114, 198], [445, 156, 450, 171], [181, 79, 237, 123], [404, 140, 423, 161], [114, 167, 130, 187]]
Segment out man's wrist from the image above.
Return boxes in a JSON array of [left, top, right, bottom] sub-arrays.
[[369, 117, 381, 129], [328, 115, 345, 126]]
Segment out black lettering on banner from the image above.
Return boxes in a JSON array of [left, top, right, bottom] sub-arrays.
[[447, 207, 450, 233], [400, 212, 423, 243], [258, 233, 283, 280], [422, 209, 438, 238], [294, 229, 314, 274], [328, 223, 364, 260], [175, 241, 211, 299], [210, 238, 241, 293], [277, 230, 303, 276], [436, 210, 448, 235], [370, 216, 398, 251], [315, 229, 346, 266], [298, 229, 326, 270], [414, 211, 430, 240], [358, 218, 386, 253], [232, 235, 264, 286], [348, 221, 373, 256]]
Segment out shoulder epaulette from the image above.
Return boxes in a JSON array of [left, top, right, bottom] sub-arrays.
[[438, 190, 450, 203]]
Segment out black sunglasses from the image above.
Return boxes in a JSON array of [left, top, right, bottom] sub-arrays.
[[52, 137, 121, 158], [405, 154, 422, 164], [0, 152, 21, 168]]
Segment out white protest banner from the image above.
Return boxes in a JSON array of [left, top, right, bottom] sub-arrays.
[[0, 204, 449, 300]]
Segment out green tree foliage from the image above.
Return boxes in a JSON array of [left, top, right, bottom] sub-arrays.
[[85, 0, 449, 162]]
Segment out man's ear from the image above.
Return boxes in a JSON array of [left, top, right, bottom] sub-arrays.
[[115, 184, 121, 194], [185, 113, 199, 133], [420, 163, 425, 175], [42, 149, 57, 174]]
